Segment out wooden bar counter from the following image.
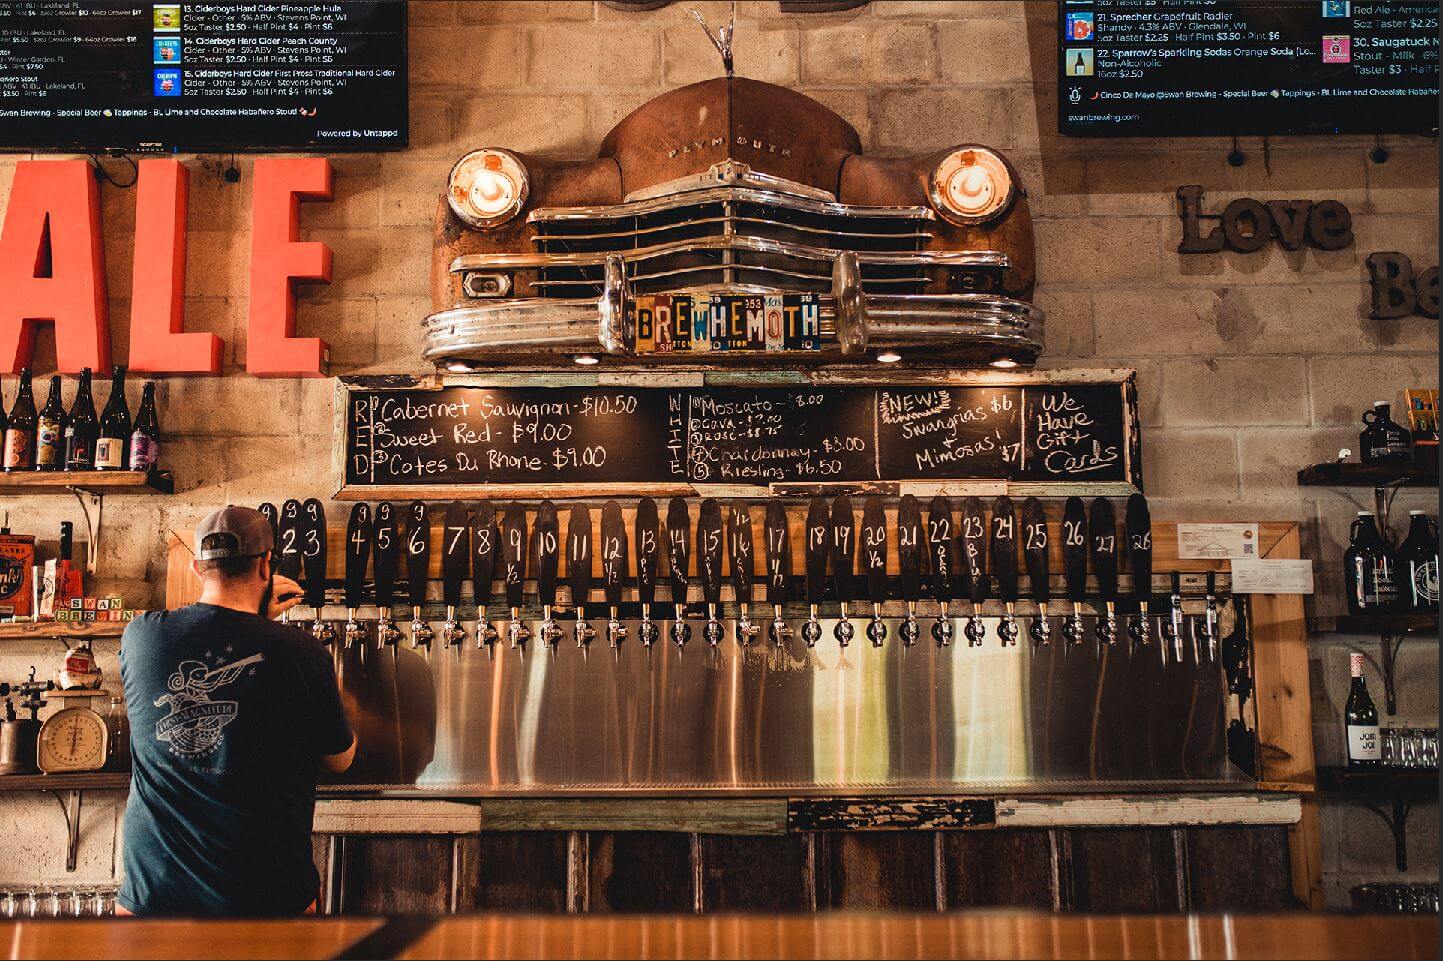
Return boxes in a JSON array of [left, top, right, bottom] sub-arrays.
[[1, 913, 1434, 961]]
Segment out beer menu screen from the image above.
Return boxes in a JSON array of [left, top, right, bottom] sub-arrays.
[[1059, 0, 1439, 137], [0, 0, 406, 152]]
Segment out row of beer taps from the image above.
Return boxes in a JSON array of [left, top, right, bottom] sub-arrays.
[[256, 493, 1224, 665]]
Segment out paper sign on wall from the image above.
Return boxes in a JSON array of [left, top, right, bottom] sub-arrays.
[[1230, 559, 1314, 595], [1177, 523, 1259, 559]]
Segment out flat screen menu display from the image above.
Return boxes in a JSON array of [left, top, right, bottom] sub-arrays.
[[1059, 0, 1439, 137], [0, 0, 407, 152]]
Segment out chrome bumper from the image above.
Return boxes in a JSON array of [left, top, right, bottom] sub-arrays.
[[422, 253, 1045, 366]]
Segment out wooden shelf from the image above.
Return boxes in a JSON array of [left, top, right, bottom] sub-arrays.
[[0, 469, 173, 494], [0, 772, 128, 792], [0, 619, 131, 641], [1297, 463, 1438, 488], [1317, 766, 1439, 799], [1310, 614, 1439, 636]]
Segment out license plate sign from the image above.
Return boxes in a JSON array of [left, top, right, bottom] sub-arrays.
[[633, 293, 821, 354]]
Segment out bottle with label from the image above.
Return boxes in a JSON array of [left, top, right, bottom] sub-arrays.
[[33, 375, 66, 472], [1397, 511, 1439, 614], [1359, 401, 1412, 464], [3, 368, 37, 472], [128, 382, 160, 472], [64, 368, 98, 471], [93, 366, 130, 471], [1343, 512, 1397, 614], [1345, 652, 1381, 767]]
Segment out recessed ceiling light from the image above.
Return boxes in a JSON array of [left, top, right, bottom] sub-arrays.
[[877, 351, 903, 363], [573, 354, 600, 366]]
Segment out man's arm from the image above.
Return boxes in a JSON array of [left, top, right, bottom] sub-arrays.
[[321, 734, 356, 773]]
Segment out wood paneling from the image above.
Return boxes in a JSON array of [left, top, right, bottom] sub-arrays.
[[943, 830, 1055, 909], [701, 834, 813, 912], [586, 832, 693, 913], [470, 832, 569, 912], [815, 832, 938, 910], [336, 836, 456, 915], [1184, 826, 1298, 911], [1067, 829, 1183, 913]]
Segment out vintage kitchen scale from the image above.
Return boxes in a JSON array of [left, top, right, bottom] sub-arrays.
[[36, 689, 114, 774]]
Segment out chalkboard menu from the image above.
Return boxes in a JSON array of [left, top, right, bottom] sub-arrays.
[[339, 376, 1139, 494]]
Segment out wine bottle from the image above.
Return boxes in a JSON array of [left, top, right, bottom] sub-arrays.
[[128, 381, 161, 472], [3, 368, 37, 471], [1345, 653, 1381, 767], [1343, 512, 1397, 614], [1397, 511, 1439, 614], [63, 368, 98, 471], [93, 366, 131, 471], [34, 375, 66, 472]]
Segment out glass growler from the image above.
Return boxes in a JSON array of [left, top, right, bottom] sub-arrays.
[[1343, 512, 1397, 614], [1359, 401, 1412, 464], [1397, 511, 1439, 614]]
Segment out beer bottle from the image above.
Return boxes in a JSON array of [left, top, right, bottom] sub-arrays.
[[3, 368, 37, 471], [64, 368, 98, 471], [128, 382, 161, 472], [34, 375, 67, 471], [1397, 511, 1439, 614], [1343, 512, 1397, 614], [93, 366, 131, 471], [1345, 652, 1381, 767]]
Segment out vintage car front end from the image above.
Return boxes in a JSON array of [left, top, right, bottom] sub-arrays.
[[425, 78, 1043, 368]]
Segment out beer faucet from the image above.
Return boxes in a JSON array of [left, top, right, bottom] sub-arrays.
[[960, 497, 988, 647], [861, 496, 889, 647], [1061, 496, 1088, 648], [1196, 570, 1220, 663], [342, 503, 373, 650], [666, 497, 692, 652], [601, 500, 628, 652], [802, 497, 829, 647], [991, 496, 1019, 646], [1089, 497, 1119, 650], [534, 501, 563, 654], [697, 499, 725, 649], [635, 498, 662, 650], [1022, 497, 1052, 645], [302, 498, 336, 646], [1125, 493, 1156, 661], [471, 503, 500, 654], [372, 502, 404, 652], [440, 501, 469, 651], [501, 504, 531, 654], [927, 497, 957, 646], [896, 495, 923, 647], [764, 501, 793, 648], [276, 499, 303, 625], [830, 495, 857, 648], [567, 504, 597, 656], [405, 501, 434, 656], [728, 502, 759, 646], [1160, 571, 1187, 664]]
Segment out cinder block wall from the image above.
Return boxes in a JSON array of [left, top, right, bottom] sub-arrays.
[[0, 0, 1435, 908]]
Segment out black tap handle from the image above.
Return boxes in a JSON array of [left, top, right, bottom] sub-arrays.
[[764, 500, 791, 604], [300, 498, 328, 610], [696, 498, 724, 606], [1090, 497, 1118, 603], [1021, 497, 1050, 604], [601, 500, 627, 607], [441, 501, 469, 609], [343, 503, 373, 610], [566, 503, 593, 610], [927, 496, 956, 605], [404, 501, 431, 609], [501, 504, 528, 609], [990, 496, 1018, 603], [258, 502, 279, 551], [830, 495, 856, 604], [471, 502, 498, 608], [533, 501, 560, 607], [897, 495, 923, 603], [1125, 493, 1153, 606], [1062, 496, 1088, 603], [804, 497, 830, 603], [728, 502, 755, 607], [1205, 569, 1217, 598], [666, 497, 691, 606], [635, 497, 660, 607], [861, 495, 888, 604], [961, 496, 988, 604], [277, 498, 303, 582], [373, 502, 399, 612]]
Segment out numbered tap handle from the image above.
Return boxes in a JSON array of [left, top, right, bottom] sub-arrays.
[[258, 502, 280, 551], [404, 501, 432, 608], [990, 496, 1019, 603], [666, 497, 691, 605], [441, 502, 469, 609], [501, 504, 529, 610], [600, 500, 628, 607], [927, 496, 957, 605], [566, 503, 594, 608], [277, 499, 304, 582], [727, 502, 755, 606], [1205, 569, 1217, 598], [830, 495, 856, 604], [961, 497, 989, 604], [1170, 570, 1183, 599], [696, 499, 725, 606], [1061, 496, 1089, 603], [861, 496, 889, 603], [1021, 497, 1051, 604], [372, 502, 400, 612], [634, 498, 661, 607], [343, 503, 374, 610], [897, 495, 923, 602], [1125, 493, 1153, 605], [300, 498, 328, 610], [470, 503, 499, 607], [1089, 497, 1119, 602], [533, 501, 560, 607], [764, 500, 791, 604], [804, 497, 830, 603]]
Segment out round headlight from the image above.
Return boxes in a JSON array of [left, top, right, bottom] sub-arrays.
[[930, 147, 1015, 226], [447, 148, 529, 229]]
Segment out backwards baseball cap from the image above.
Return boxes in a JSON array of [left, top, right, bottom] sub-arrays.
[[195, 506, 275, 560]]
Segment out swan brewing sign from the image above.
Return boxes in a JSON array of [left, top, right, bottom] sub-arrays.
[[333, 372, 1141, 498]]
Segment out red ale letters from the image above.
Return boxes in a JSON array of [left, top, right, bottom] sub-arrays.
[[246, 157, 333, 377]]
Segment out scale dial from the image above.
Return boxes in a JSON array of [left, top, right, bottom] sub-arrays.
[[37, 707, 109, 773]]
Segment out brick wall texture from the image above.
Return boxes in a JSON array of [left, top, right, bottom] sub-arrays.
[[0, 0, 1435, 908]]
